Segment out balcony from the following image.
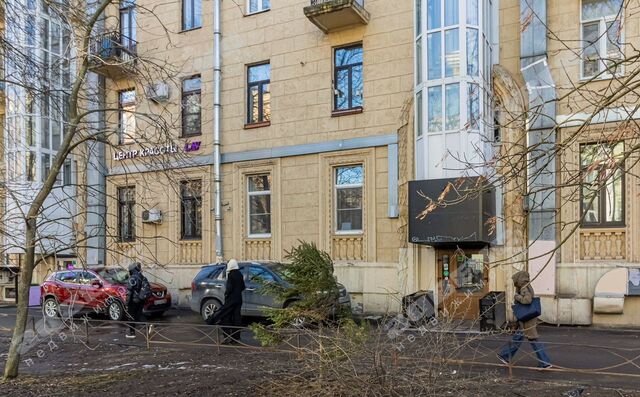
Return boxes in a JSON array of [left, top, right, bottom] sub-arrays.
[[88, 31, 137, 79], [304, 0, 370, 34]]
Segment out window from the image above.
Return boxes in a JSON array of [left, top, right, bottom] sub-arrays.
[[581, 0, 623, 78], [580, 142, 624, 227], [118, 89, 136, 144], [248, 0, 270, 14], [334, 44, 363, 111], [63, 159, 72, 186], [248, 266, 276, 285], [182, 0, 202, 30], [247, 175, 271, 237], [180, 180, 202, 240], [247, 63, 271, 125], [182, 76, 201, 136], [117, 186, 135, 242], [120, 0, 136, 50], [56, 271, 78, 283], [335, 165, 363, 233]]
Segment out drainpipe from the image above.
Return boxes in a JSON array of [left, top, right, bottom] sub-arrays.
[[213, 0, 223, 262]]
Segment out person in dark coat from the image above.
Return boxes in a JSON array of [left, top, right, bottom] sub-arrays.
[[497, 270, 551, 368], [125, 262, 146, 339], [206, 259, 245, 344]]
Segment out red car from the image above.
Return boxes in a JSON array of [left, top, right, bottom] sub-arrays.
[[41, 267, 171, 321]]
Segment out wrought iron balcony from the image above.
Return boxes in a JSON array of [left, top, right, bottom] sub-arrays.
[[304, 0, 370, 34], [89, 31, 137, 79]]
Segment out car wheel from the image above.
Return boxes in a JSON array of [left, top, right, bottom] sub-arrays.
[[107, 300, 125, 321], [43, 298, 60, 319], [201, 299, 220, 322]]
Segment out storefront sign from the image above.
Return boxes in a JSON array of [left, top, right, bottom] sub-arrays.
[[113, 141, 201, 161]]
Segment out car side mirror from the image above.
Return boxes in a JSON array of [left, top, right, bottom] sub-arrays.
[[91, 280, 102, 288]]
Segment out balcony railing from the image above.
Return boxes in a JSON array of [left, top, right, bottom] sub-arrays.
[[304, 0, 370, 33], [89, 31, 137, 79]]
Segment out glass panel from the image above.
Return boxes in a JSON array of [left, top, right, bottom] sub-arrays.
[[427, 0, 441, 30], [336, 46, 363, 66], [336, 68, 349, 110], [27, 151, 36, 181], [63, 159, 72, 185], [52, 120, 61, 149], [51, 22, 60, 54], [606, 20, 622, 74], [445, 83, 459, 130], [336, 166, 364, 185], [249, 195, 271, 234], [466, 0, 478, 24], [444, 28, 459, 77], [250, 214, 271, 235], [194, 0, 202, 27], [427, 86, 442, 132], [427, 32, 441, 80], [351, 65, 363, 108], [249, 175, 271, 192], [444, 0, 459, 26], [416, 38, 423, 84], [416, 91, 423, 137], [263, 0, 270, 9], [248, 63, 270, 83], [183, 0, 193, 29], [336, 188, 363, 231], [250, 0, 259, 13], [262, 83, 271, 121], [582, 0, 623, 20], [467, 83, 480, 129], [416, 0, 422, 36], [581, 170, 599, 223], [582, 22, 600, 77], [466, 28, 479, 76], [248, 85, 259, 123], [604, 168, 623, 222], [41, 153, 51, 182]]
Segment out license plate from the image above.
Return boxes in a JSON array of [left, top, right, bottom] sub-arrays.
[[155, 299, 167, 305]]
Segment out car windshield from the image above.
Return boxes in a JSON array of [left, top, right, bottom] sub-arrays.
[[270, 264, 290, 279], [97, 268, 129, 285]]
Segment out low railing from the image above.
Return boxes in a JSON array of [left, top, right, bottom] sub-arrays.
[[89, 31, 137, 64], [310, 0, 364, 6]]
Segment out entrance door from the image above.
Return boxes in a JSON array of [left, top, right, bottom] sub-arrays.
[[437, 250, 489, 320]]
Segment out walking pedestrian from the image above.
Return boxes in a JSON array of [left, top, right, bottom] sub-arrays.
[[205, 259, 245, 344], [497, 270, 551, 368], [125, 262, 151, 339]]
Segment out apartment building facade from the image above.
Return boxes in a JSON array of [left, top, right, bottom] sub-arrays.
[[99, 0, 415, 312], [409, 0, 640, 326]]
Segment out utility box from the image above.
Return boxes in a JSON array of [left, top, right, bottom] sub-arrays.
[[479, 291, 506, 331], [402, 290, 435, 323]]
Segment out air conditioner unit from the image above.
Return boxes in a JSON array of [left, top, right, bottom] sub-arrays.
[[146, 82, 170, 103], [142, 209, 163, 224]]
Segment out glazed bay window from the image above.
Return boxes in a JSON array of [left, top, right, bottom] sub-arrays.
[[118, 89, 136, 144], [581, 0, 623, 78], [247, 63, 271, 125], [182, 0, 202, 30], [117, 187, 136, 242], [335, 165, 363, 233], [182, 76, 201, 136], [248, 175, 271, 237], [580, 142, 624, 227], [248, 0, 270, 14], [181, 180, 202, 239], [334, 44, 363, 112]]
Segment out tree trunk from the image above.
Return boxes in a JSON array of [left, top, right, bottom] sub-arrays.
[[3, 222, 36, 379]]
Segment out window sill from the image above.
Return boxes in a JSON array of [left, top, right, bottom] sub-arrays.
[[117, 240, 136, 244], [181, 133, 202, 138], [244, 121, 271, 129], [579, 224, 625, 229], [331, 107, 363, 118], [247, 234, 272, 239], [180, 237, 202, 242], [245, 8, 271, 17], [179, 26, 202, 34], [334, 231, 364, 236]]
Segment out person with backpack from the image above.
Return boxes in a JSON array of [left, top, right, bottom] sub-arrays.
[[125, 262, 151, 339], [497, 270, 551, 368], [205, 259, 245, 344]]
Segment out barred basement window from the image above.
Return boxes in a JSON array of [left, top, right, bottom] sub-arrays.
[[118, 186, 136, 242]]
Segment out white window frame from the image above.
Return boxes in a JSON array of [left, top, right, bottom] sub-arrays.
[[247, 174, 272, 238], [247, 0, 270, 15], [334, 165, 364, 235], [580, 0, 624, 80]]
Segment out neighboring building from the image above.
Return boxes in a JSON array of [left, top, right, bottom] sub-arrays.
[[409, 0, 640, 326], [98, 0, 415, 312], [0, 0, 83, 302]]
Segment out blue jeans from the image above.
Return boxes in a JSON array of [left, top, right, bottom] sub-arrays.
[[498, 331, 551, 367]]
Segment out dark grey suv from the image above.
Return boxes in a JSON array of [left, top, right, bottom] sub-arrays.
[[190, 261, 351, 321]]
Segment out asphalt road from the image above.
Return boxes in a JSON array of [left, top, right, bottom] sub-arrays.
[[1, 305, 639, 390]]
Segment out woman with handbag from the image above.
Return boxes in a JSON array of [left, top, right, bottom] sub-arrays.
[[497, 270, 552, 368]]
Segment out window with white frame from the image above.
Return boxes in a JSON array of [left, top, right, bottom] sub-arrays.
[[248, 0, 270, 14], [335, 165, 363, 233], [247, 175, 271, 237], [581, 0, 623, 79]]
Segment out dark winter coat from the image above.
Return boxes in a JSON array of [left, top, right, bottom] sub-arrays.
[[512, 271, 539, 340], [127, 269, 144, 304], [225, 269, 246, 305]]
